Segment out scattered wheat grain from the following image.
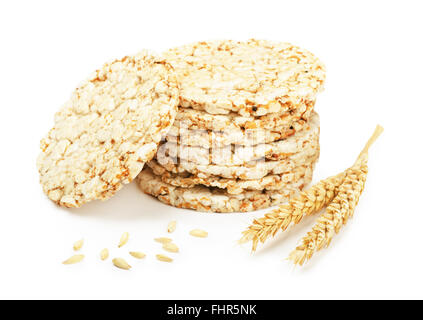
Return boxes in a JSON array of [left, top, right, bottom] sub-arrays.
[[73, 239, 84, 251], [129, 251, 146, 259], [163, 242, 179, 253], [118, 232, 129, 248], [154, 237, 172, 244], [100, 248, 109, 261], [156, 254, 173, 262], [112, 257, 131, 270], [189, 229, 208, 238], [167, 220, 177, 233], [63, 254, 84, 265]]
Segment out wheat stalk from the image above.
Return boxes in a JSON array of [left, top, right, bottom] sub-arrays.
[[288, 162, 367, 265], [239, 125, 383, 258], [239, 172, 346, 251], [288, 125, 383, 265]]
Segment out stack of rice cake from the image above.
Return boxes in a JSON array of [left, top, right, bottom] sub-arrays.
[[137, 40, 326, 213]]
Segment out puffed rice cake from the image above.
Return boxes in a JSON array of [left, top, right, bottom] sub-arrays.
[[147, 158, 316, 195], [152, 137, 319, 180], [163, 39, 325, 116], [165, 117, 307, 148], [37, 52, 179, 207], [172, 99, 314, 132], [160, 112, 319, 165], [137, 167, 313, 213]]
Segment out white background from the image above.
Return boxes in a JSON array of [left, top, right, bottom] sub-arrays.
[[0, 0, 422, 300]]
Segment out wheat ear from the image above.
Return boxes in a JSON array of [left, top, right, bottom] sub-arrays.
[[239, 172, 345, 252], [288, 125, 383, 265]]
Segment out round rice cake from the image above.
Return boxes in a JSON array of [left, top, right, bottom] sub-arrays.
[[137, 168, 313, 213], [37, 52, 179, 207], [173, 99, 314, 131], [161, 112, 319, 165], [164, 39, 325, 116], [147, 158, 316, 194], [165, 117, 307, 148], [150, 142, 319, 180]]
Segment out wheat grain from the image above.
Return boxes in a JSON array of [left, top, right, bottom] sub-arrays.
[[73, 239, 84, 251], [163, 242, 179, 253], [100, 248, 109, 261], [189, 229, 208, 238], [156, 254, 173, 262], [239, 172, 345, 252], [154, 237, 172, 244], [167, 220, 177, 233], [112, 258, 131, 270], [63, 254, 84, 265], [288, 125, 383, 265], [129, 251, 146, 259], [118, 232, 129, 248]]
